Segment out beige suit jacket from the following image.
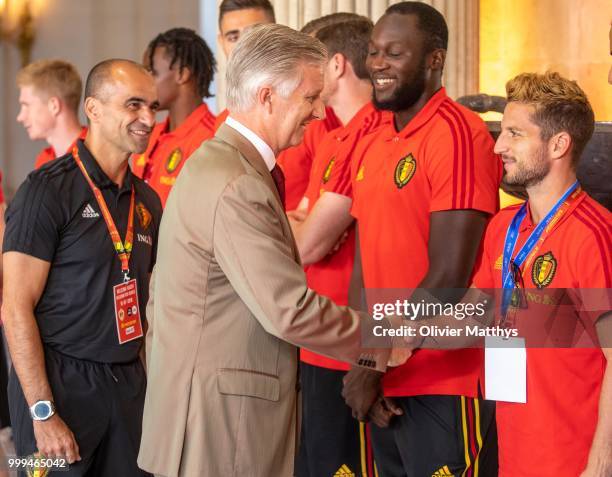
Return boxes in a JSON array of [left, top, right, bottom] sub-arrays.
[[137, 124, 389, 477]]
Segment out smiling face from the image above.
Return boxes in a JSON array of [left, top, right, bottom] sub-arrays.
[[86, 65, 159, 154], [366, 13, 429, 112], [495, 102, 552, 188], [219, 8, 274, 58], [16, 85, 56, 140], [271, 63, 325, 151]]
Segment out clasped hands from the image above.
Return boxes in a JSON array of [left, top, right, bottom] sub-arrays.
[[343, 319, 421, 427]]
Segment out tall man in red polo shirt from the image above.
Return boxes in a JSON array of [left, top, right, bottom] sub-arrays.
[[342, 3, 501, 476], [16, 59, 86, 169], [470, 72, 611, 477], [133, 28, 216, 206], [288, 19, 389, 477]]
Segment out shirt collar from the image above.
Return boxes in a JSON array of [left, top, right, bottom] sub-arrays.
[[225, 116, 276, 171], [382, 87, 449, 141], [75, 139, 133, 192]]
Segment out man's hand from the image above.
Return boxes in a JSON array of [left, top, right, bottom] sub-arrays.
[[367, 395, 403, 428], [387, 346, 412, 367], [33, 415, 81, 464], [342, 367, 383, 421]]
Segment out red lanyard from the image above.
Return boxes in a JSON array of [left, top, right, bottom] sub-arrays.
[[73, 146, 135, 281]]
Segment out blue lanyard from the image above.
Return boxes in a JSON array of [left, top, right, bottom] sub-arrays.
[[500, 181, 579, 315]]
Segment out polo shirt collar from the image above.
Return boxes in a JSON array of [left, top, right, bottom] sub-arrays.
[[225, 116, 276, 171], [383, 87, 448, 141], [159, 103, 212, 138], [334, 102, 379, 141], [76, 139, 134, 192]]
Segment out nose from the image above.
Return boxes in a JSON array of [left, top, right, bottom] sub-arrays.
[[493, 132, 508, 155], [367, 52, 388, 73], [140, 107, 156, 128], [16, 107, 25, 123]]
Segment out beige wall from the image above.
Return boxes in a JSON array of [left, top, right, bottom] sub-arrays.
[[1, 0, 199, 198], [480, 0, 612, 120]]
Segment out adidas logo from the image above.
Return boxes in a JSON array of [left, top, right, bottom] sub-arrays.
[[334, 464, 355, 477], [82, 203, 100, 218], [432, 465, 454, 476]]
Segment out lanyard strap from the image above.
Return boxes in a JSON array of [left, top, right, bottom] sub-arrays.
[[73, 146, 135, 281], [500, 181, 581, 315]]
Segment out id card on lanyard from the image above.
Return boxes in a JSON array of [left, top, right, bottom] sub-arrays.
[[73, 146, 144, 345], [485, 181, 581, 403]]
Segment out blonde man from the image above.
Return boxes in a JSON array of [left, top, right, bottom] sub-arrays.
[[16, 59, 86, 169]]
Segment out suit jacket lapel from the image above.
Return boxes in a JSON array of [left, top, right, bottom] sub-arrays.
[[215, 124, 282, 206], [215, 124, 300, 262]]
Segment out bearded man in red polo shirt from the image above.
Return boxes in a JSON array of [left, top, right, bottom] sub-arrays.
[[342, 2, 501, 476]]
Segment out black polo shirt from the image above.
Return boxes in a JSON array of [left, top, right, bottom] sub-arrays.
[[3, 140, 162, 363]]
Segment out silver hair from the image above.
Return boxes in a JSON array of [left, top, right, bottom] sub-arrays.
[[226, 23, 327, 112]]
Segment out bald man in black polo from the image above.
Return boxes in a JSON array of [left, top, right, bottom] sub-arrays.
[[2, 59, 161, 476]]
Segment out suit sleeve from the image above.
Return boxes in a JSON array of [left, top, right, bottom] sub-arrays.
[[212, 174, 390, 371]]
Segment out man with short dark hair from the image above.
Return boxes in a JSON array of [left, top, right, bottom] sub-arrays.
[[16, 59, 86, 169], [133, 28, 217, 207], [3, 59, 162, 476], [214, 0, 276, 131], [342, 3, 501, 476], [288, 18, 387, 477]]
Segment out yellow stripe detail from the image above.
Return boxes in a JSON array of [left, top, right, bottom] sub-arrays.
[[359, 422, 368, 477], [374, 462, 379, 477], [474, 398, 483, 477], [460, 396, 471, 477]]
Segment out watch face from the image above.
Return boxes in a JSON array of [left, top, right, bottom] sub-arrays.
[[33, 402, 51, 419]]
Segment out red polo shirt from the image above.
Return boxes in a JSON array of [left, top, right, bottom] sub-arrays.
[[472, 192, 611, 477], [132, 103, 216, 207], [277, 107, 341, 211], [35, 127, 88, 169], [300, 102, 388, 371], [214, 108, 229, 131], [351, 88, 501, 398]]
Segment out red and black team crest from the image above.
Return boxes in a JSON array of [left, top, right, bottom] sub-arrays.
[[136, 202, 152, 230], [532, 251, 557, 288], [322, 157, 335, 184], [165, 148, 183, 173], [394, 154, 417, 189]]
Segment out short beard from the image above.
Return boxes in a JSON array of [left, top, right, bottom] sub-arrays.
[[372, 59, 427, 112], [502, 147, 551, 188]]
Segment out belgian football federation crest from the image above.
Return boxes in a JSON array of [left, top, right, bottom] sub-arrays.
[[322, 157, 335, 183], [165, 148, 183, 173], [136, 202, 152, 230], [394, 154, 417, 189], [532, 251, 557, 288]]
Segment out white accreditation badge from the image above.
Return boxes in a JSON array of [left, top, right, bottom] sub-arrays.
[[484, 336, 526, 403]]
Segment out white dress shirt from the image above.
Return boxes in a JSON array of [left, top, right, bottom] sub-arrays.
[[225, 116, 276, 171]]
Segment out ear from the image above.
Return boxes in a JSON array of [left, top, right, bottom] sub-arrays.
[[176, 65, 192, 86], [83, 97, 101, 123], [331, 53, 346, 78], [429, 48, 446, 71], [549, 131, 572, 159], [256, 85, 274, 114], [47, 96, 61, 116]]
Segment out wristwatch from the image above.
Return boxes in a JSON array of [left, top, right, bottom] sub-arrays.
[[29, 400, 55, 421]]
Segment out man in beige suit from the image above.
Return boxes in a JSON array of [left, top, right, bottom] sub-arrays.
[[138, 24, 406, 477]]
